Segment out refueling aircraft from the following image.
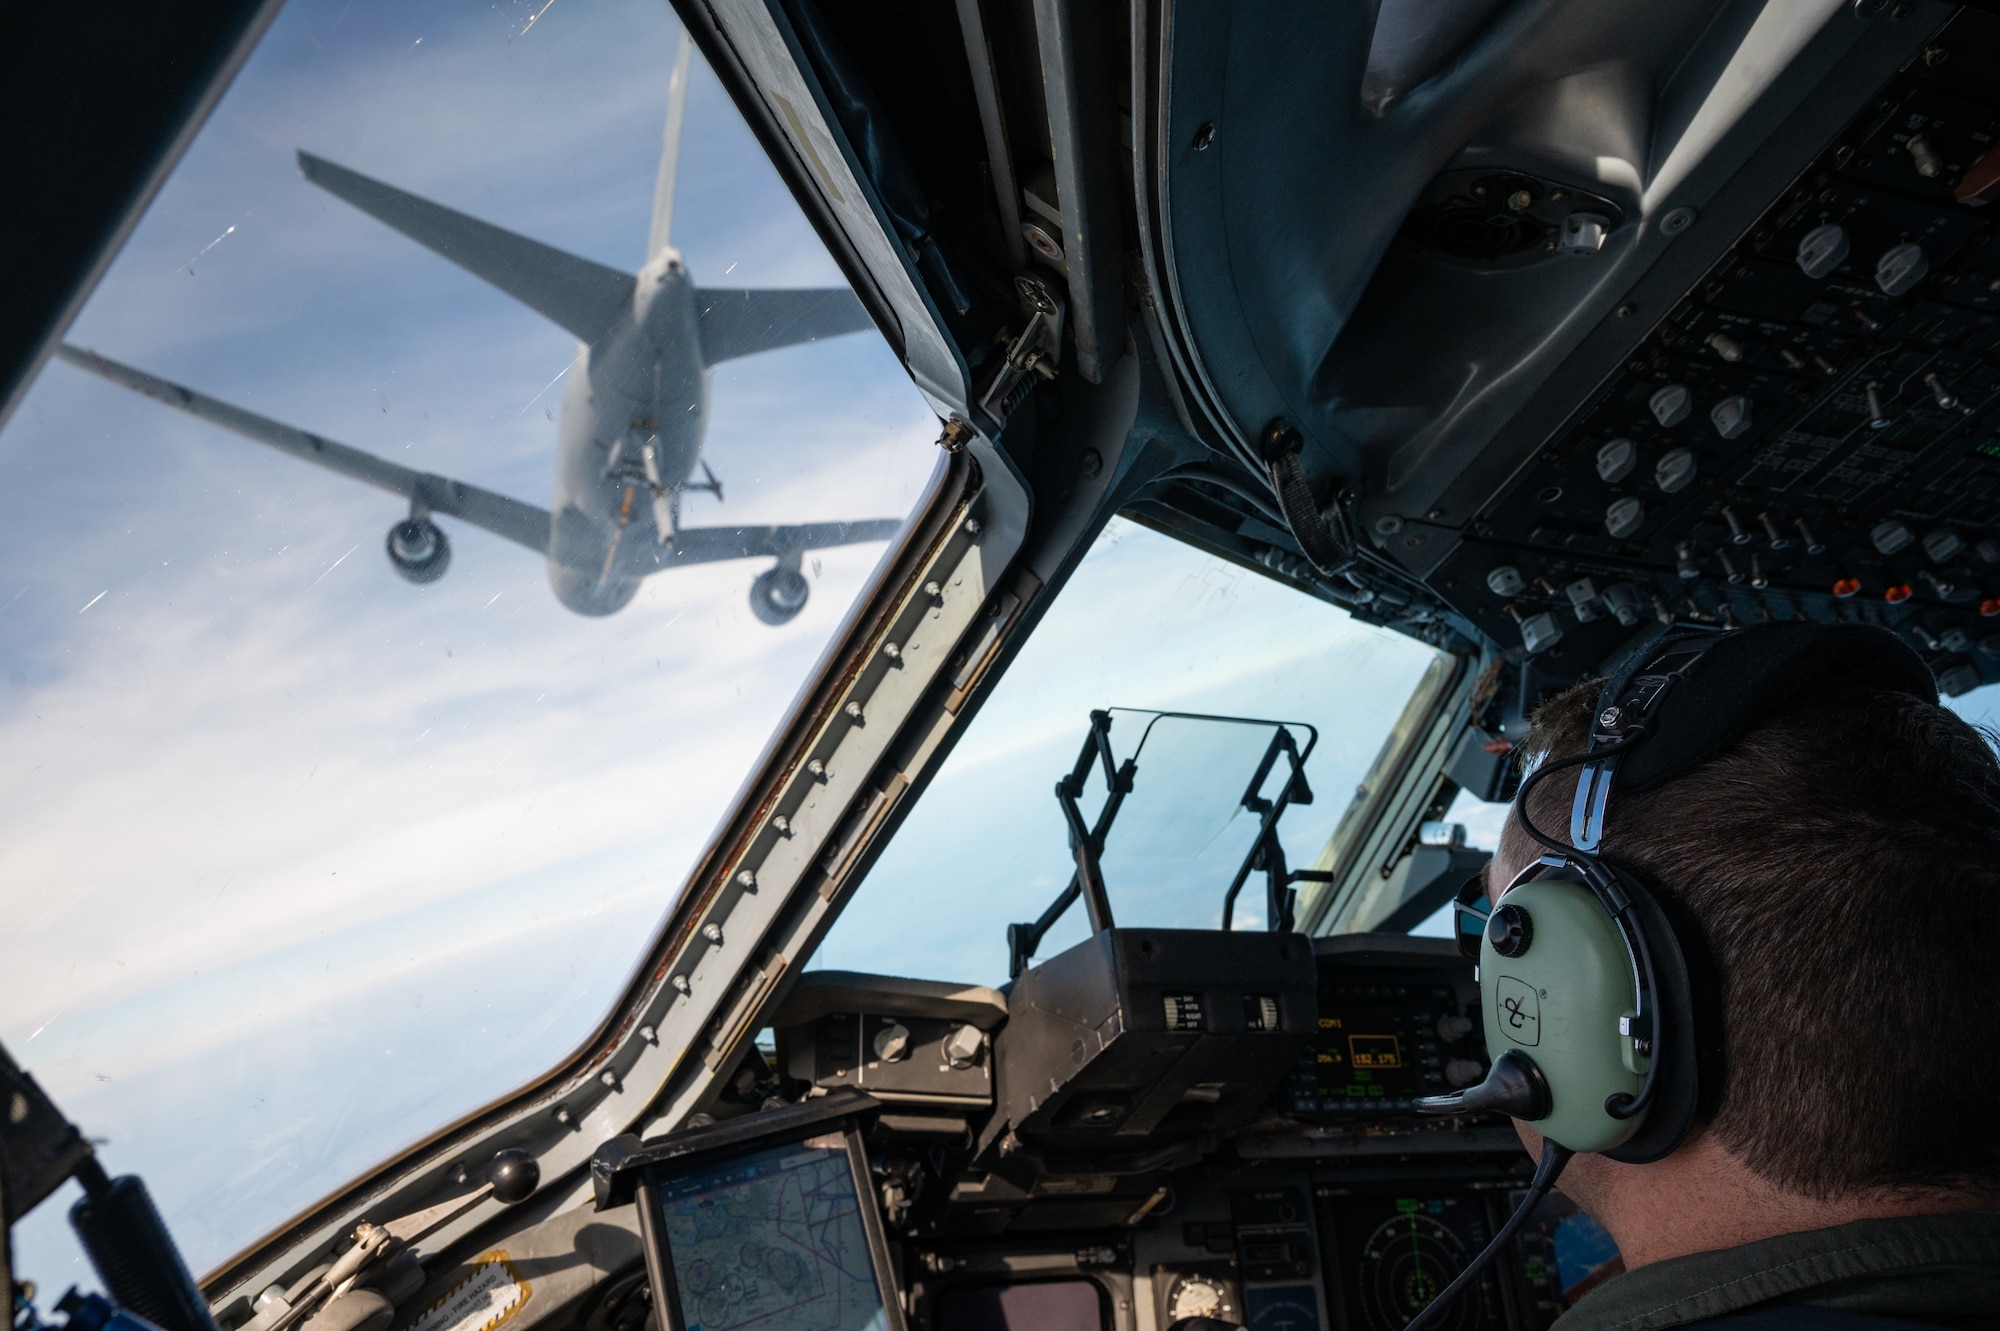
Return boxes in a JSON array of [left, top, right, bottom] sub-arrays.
[[56, 33, 900, 623]]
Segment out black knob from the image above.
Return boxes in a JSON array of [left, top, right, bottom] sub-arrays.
[[1487, 904, 1533, 957], [488, 1148, 540, 1205]]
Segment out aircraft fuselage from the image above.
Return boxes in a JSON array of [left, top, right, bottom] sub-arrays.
[[549, 247, 710, 616]]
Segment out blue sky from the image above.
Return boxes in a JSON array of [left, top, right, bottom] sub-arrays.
[[0, 0, 940, 1284], [818, 517, 1445, 984]]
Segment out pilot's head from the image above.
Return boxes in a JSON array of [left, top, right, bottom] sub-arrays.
[[1489, 629, 2000, 1256]]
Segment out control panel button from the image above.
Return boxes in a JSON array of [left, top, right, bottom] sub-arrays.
[[1711, 394, 1753, 440], [1876, 241, 1929, 297], [1604, 495, 1645, 539], [1595, 436, 1637, 483], [872, 1021, 912, 1062], [942, 1023, 985, 1069], [1796, 222, 1849, 279], [1649, 383, 1692, 427], [1655, 446, 1697, 494]]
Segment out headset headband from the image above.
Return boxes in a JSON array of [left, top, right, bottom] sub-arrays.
[[1566, 622, 1937, 850]]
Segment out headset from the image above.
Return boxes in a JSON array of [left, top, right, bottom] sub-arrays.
[[1396, 621, 1938, 1331]]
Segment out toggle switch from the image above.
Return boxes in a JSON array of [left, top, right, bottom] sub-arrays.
[[1907, 135, 1944, 179], [1597, 583, 1639, 626], [1866, 382, 1894, 430], [1566, 577, 1600, 622]]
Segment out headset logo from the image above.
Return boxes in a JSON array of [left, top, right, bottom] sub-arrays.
[[1495, 976, 1541, 1046]]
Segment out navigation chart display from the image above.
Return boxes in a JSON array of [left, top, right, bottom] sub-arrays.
[[657, 1136, 890, 1331]]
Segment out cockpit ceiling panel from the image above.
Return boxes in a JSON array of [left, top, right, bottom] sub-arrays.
[[1148, 0, 1945, 554], [1415, 9, 2000, 696]]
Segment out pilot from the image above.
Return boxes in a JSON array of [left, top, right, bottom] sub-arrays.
[[1485, 625, 2000, 1326]]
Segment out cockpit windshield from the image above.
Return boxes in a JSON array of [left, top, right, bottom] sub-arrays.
[[815, 518, 1450, 986], [0, 0, 938, 1283]]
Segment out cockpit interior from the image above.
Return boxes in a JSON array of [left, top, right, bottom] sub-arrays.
[[5, 2, 2000, 1331]]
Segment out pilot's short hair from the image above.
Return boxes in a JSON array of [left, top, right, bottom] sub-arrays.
[[1513, 675, 2000, 1198]]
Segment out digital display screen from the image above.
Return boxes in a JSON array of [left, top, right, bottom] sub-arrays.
[[654, 1134, 890, 1331], [1289, 979, 1473, 1117], [1319, 1190, 1500, 1331], [1296, 1007, 1424, 1110], [1348, 1033, 1404, 1069]]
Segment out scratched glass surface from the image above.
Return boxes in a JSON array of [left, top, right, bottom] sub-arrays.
[[0, 0, 938, 1282], [816, 518, 1446, 986]]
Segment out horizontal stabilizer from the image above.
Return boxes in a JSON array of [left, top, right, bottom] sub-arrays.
[[620, 518, 903, 574], [56, 344, 552, 556], [695, 287, 874, 366], [299, 151, 634, 345]]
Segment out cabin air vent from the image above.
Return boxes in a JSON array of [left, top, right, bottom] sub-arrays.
[[1397, 169, 1624, 268]]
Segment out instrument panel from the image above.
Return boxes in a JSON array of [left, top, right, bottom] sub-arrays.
[[861, 931, 1613, 1331], [1289, 937, 1486, 1119], [1436, 10, 2000, 697]]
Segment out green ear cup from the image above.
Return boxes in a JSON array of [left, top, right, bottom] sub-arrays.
[[1482, 874, 1648, 1153]]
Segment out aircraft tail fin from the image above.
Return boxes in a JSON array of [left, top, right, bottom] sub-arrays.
[[298, 151, 634, 345], [648, 30, 695, 259]]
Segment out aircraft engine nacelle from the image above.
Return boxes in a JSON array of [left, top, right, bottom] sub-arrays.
[[386, 517, 451, 584], [749, 565, 809, 625]]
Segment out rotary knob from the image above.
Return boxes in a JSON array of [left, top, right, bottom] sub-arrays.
[[942, 1023, 985, 1069], [872, 1021, 912, 1062]]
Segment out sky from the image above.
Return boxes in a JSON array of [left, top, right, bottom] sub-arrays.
[[0, 0, 941, 1285], [816, 517, 1446, 984]]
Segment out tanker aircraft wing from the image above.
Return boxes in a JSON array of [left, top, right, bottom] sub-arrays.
[[692, 288, 876, 365], [629, 518, 908, 573], [55, 343, 551, 554], [58, 343, 903, 585]]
